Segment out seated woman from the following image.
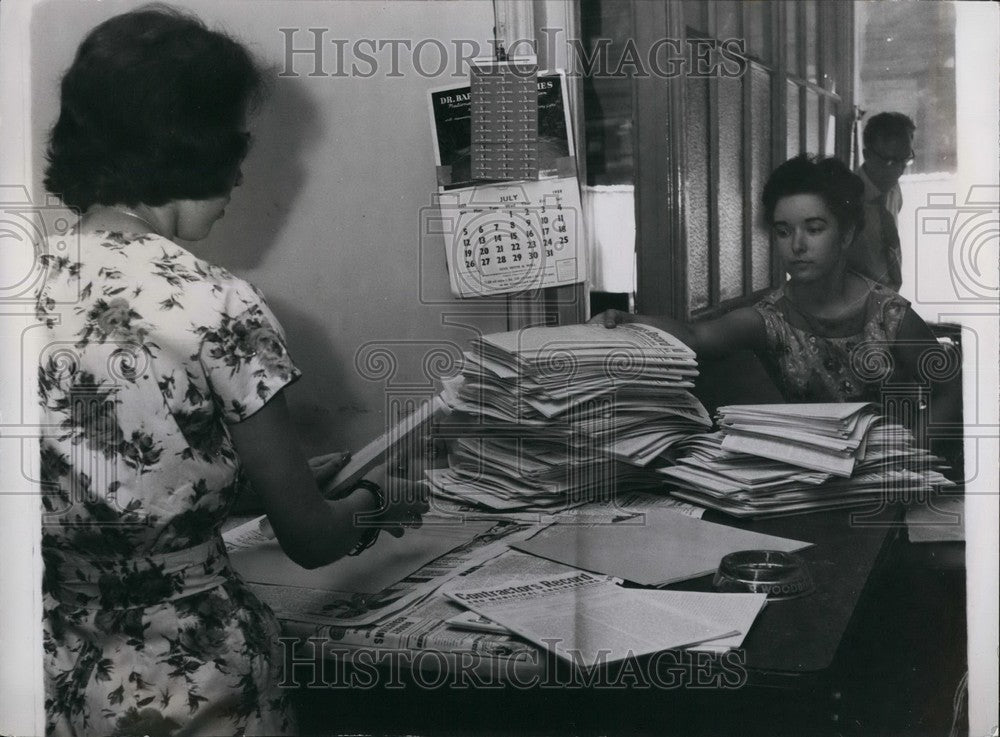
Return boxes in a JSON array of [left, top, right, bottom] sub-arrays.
[[38, 8, 427, 736], [592, 155, 961, 444]]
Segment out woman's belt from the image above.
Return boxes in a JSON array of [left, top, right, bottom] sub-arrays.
[[44, 537, 235, 610]]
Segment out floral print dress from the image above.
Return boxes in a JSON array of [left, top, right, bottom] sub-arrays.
[[36, 230, 301, 736], [753, 275, 909, 403]]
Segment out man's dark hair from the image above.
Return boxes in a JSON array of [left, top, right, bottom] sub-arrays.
[[862, 112, 916, 150], [44, 5, 264, 211], [763, 155, 865, 235]]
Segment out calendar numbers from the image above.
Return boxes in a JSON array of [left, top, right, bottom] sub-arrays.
[[455, 206, 543, 283], [442, 180, 583, 298]]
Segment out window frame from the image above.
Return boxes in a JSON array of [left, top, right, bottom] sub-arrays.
[[633, 0, 856, 320]]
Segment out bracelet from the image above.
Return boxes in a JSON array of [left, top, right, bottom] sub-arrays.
[[347, 479, 385, 556]]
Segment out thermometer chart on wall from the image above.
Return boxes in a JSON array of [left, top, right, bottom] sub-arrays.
[[436, 178, 583, 298]]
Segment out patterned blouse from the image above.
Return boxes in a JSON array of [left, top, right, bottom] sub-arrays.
[[36, 230, 300, 736], [753, 275, 910, 403]]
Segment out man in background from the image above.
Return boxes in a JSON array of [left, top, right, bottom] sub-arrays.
[[850, 112, 916, 291]]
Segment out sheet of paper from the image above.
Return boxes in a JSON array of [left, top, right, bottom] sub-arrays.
[[718, 402, 872, 422], [480, 322, 694, 357], [323, 396, 445, 498], [223, 515, 272, 550], [722, 432, 858, 477], [723, 414, 877, 452], [511, 508, 812, 586], [447, 588, 767, 653], [445, 571, 735, 668], [646, 590, 768, 652], [229, 519, 493, 595]]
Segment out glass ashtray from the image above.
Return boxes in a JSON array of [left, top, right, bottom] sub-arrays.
[[712, 549, 815, 600]]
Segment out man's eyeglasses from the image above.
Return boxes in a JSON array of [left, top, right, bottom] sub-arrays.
[[867, 149, 915, 168]]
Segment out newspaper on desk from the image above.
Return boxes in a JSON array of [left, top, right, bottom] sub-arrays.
[[429, 489, 704, 524], [289, 548, 597, 677], [230, 518, 545, 627], [223, 493, 702, 626], [443, 567, 758, 668], [227, 492, 778, 679]]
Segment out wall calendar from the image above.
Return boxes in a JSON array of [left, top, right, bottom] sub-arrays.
[[428, 68, 586, 299]]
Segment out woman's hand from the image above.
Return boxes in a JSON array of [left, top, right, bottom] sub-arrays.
[[308, 451, 353, 494], [259, 467, 430, 545], [588, 309, 641, 329], [384, 436, 447, 481], [588, 306, 767, 360], [231, 394, 433, 567], [355, 464, 431, 539]]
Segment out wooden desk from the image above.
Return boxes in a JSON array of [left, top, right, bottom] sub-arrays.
[[290, 504, 910, 737], [675, 505, 901, 677]]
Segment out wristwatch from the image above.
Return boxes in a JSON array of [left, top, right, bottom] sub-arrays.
[[347, 479, 385, 556]]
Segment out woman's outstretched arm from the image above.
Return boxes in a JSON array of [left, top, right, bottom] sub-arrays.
[[589, 306, 767, 360], [228, 390, 428, 569]]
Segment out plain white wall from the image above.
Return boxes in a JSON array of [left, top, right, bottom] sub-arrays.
[[29, 0, 513, 456], [891, 5, 1000, 732], [951, 5, 999, 733], [0, 2, 46, 731]]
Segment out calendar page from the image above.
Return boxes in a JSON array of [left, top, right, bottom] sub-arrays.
[[428, 69, 584, 299], [436, 177, 585, 299]]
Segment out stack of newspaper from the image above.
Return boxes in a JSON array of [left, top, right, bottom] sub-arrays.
[[716, 403, 880, 476], [660, 403, 954, 517], [430, 323, 712, 512]]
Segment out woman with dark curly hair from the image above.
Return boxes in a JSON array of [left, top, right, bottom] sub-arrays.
[[591, 155, 960, 423], [37, 7, 428, 736]]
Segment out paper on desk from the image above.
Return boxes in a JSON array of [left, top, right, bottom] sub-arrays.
[[722, 416, 877, 453], [722, 432, 858, 477], [245, 521, 545, 627], [228, 518, 493, 594], [445, 571, 736, 668], [448, 588, 767, 654], [511, 508, 811, 586], [653, 591, 768, 652], [718, 402, 873, 423], [478, 322, 695, 357], [429, 490, 704, 525]]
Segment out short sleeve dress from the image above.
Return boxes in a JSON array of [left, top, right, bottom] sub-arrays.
[[36, 230, 301, 736], [753, 275, 909, 403]]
